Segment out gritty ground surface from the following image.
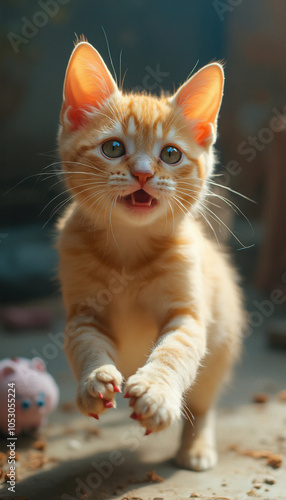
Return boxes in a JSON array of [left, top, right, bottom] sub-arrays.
[[0, 295, 285, 500]]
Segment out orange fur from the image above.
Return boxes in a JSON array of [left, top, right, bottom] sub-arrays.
[[56, 40, 245, 471]]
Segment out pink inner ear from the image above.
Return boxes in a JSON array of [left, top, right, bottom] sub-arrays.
[[173, 63, 224, 146], [62, 42, 117, 130], [193, 123, 214, 147]]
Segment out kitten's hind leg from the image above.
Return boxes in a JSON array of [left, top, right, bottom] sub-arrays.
[[176, 342, 236, 471], [176, 407, 217, 471]]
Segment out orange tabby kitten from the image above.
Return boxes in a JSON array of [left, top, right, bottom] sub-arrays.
[[57, 39, 245, 471]]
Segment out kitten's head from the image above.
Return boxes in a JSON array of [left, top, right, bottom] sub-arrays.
[[58, 40, 224, 228]]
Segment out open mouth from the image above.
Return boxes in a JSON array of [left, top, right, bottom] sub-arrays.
[[119, 189, 158, 209]]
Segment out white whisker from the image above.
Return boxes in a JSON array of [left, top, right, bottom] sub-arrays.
[[208, 180, 256, 203], [202, 203, 247, 248]]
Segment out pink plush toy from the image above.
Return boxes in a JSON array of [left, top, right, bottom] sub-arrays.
[[0, 357, 59, 435]]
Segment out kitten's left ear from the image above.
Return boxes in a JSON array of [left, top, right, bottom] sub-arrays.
[[169, 63, 224, 147], [61, 41, 118, 130]]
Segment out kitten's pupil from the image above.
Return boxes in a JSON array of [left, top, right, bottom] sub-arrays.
[[160, 146, 181, 164], [102, 140, 125, 158]]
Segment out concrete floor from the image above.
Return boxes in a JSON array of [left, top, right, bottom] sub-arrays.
[[0, 293, 285, 500]]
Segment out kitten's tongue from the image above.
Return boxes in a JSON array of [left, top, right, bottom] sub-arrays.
[[131, 189, 152, 205]]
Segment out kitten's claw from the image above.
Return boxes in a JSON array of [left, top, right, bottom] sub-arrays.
[[89, 413, 99, 420], [130, 412, 142, 420], [76, 364, 123, 417], [103, 400, 113, 408]]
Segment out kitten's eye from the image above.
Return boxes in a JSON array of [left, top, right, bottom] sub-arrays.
[[160, 145, 181, 164], [102, 140, 125, 158]]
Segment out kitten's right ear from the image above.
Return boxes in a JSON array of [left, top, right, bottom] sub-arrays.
[[169, 63, 224, 147], [61, 41, 118, 130]]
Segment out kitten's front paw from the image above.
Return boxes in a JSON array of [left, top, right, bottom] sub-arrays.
[[76, 365, 123, 418], [125, 368, 181, 433], [176, 444, 217, 471]]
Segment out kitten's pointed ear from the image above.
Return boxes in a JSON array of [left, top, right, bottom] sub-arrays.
[[61, 41, 118, 130], [169, 63, 224, 147]]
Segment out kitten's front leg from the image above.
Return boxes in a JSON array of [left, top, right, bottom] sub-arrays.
[[125, 310, 206, 432], [65, 314, 123, 418]]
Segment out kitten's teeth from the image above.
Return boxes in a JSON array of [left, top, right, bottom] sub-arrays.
[[131, 193, 136, 205], [147, 197, 152, 206]]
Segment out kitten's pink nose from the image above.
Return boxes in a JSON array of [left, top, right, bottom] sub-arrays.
[[132, 171, 153, 187]]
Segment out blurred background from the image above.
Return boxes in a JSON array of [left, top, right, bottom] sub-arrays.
[[0, 2, 286, 498], [0, 0, 285, 370]]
